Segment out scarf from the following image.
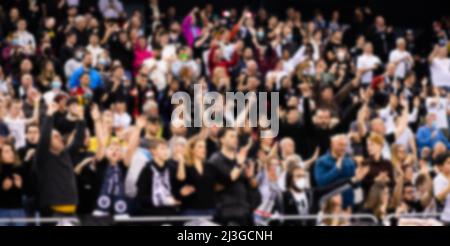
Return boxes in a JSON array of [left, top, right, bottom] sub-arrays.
[[94, 165, 128, 216], [150, 165, 174, 207]]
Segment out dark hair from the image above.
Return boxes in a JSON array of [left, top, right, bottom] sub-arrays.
[[434, 151, 450, 167], [217, 127, 234, 140], [148, 138, 167, 150], [26, 123, 39, 132], [285, 165, 302, 191]]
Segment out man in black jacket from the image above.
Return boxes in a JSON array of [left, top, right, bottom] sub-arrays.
[[34, 102, 86, 217], [208, 128, 260, 226]]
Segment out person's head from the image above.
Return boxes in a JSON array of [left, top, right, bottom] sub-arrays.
[[66, 32, 77, 45], [331, 134, 348, 158], [80, 72, 90, 87], [280, 137, 295, 158], [105, 136, 123, 161], [149, 139, 169, 163], [218, 128, 238, 152], [17, 19, 27, 32], [425, 113, 437, 128], [185, 135, 207, 165], [367, 133, 384, 158], [26, 124, 40, 145], [396, 37, 406, 51], [402, 182, 416, 204], [364, 182, 390, 217], [169, 136, 187, 157], [375, 16, 386, 29], [82, 52, 93, 67], [314, 108, 332, 129], [331, 30, 343, 44], [363, 42, 374, 54], [434, 152, 450, 176], [89, 33, 100, 46], [8, 99, 22, 117], [370, 118, 386, 135], [75, 15, 87, 30], [286, 165, 308, 192], [20, 58, 33, 73], [0, 143, 20, 165]]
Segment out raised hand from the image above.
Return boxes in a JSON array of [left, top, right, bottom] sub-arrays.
[[46, 102, 59, 116]]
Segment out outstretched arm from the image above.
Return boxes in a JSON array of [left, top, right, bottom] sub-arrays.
[[124, 116, 146, 167]]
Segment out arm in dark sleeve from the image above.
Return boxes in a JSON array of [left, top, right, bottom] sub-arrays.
[[136, 167, 152, 209], [302, 98, 314, 131], [334, 102, 363, 133], [35, 115, 53, 168], [67, 120, 86, 155]]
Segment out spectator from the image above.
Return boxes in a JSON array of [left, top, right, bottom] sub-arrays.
[[314, 135, 356, 208], [69, 52, 103, 90], [416, 113, 450, 152], [433, 152, 450, 225]]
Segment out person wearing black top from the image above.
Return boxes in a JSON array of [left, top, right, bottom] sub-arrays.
[[177, 135, 215, 215], [17, 123, 40, 219], [207, 128, 260, 226], [136, 138, 181, 216], [34, 102, 86, 217], [0, 143, 26, 226]]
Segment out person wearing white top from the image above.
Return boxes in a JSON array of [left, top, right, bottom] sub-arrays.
[[429, 45, 450, 88], [13, 19, 36, 55], [86, 34, 105, 67], [389, 38, 414, 80], [357, 42, 381, 85], [98, 0, 124, 19], [433, 153, 450, 224]]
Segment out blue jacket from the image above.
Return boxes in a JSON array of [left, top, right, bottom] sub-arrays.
[[314, 152, 356, 208], [416, 126, 450, 151], [69, 67, 103, 90]]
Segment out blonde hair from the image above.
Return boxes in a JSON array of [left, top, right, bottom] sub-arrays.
[[184, 135, 206, 167]]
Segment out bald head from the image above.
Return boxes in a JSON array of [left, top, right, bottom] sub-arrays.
[[331, 134, 348, 157]]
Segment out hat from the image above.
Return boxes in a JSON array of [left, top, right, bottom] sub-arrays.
[[368, 133, 385, 146]]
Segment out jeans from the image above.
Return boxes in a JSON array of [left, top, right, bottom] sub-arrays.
[[0, 208, 26, 226]]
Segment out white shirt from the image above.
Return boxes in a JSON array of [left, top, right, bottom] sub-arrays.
[[430, 58, 450, 88], [395, 127, 414, 152], [389, 49, 412, 79], [4, 116, 26, 149], [113, 112, 131, 129], [15, 31, 36, 54], [125, 148, 150, 198], [98, 0, 124, 19], [86, 45, 105, 67], [433, 173, 450, 222], [378, 106, 397, 134], [426, 97, 449, 129], [357, 54, 381, 84]]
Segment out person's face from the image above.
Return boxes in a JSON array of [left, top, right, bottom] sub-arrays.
[[287, 110, 299, 124], [332, 138, 348, 157], [396, 146, 407, 160], [281, 140, 295, 157], [315, 110, 331, 128], [83, 54, 93, 67], [364, 43, 373, 54], [106, 143, 123, 163], [442, 158, 450, 175], [153, 144, 169, 162], [80, 74, 90, 87], [397, 40, 406, 50], [367, 141, 382, 157], [1, 145, 15, 164], [193, 140, 206, 161], [21, 60, 33, 72], [426, 114, 437, 126], [50, 130, 65, 153], [10, 102, 22, 116], [26, 126, 40, 144], [17, 20, 27, 31], [10, 8, 19, 20], [89, 35, 99, 45], [221, 130, 238, 151], [403, 186, 416, 202], [371, 119, 386, 135], [102, 111, 114, 127]]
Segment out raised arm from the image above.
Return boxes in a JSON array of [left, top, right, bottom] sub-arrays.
[[35, 103, 59, 167], [124, 116, 146, 167], [67, 105, 86, 154], [25, 93, 41, 125]]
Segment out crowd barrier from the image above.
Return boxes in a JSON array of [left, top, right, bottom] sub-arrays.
[[0, 212, 445, 226]]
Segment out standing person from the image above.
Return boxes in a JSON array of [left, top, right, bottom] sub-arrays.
[[361, 134, 395, 197], [34, 103, 86, 218], [433, 152, 450, 225], [314, 135, 356, 209], [176, 135, 215, 216], [136, 138, 180, 216], [388, 38, 414, 80], [207, 128, 260, 226], [0, 143, 26, 226], [357, 42, 381, 86]]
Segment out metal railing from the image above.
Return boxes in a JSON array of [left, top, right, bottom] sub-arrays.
[[0, 212, 446, 226]]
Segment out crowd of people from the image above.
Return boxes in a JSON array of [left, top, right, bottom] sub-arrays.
[[0, 0, 449, 226]]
